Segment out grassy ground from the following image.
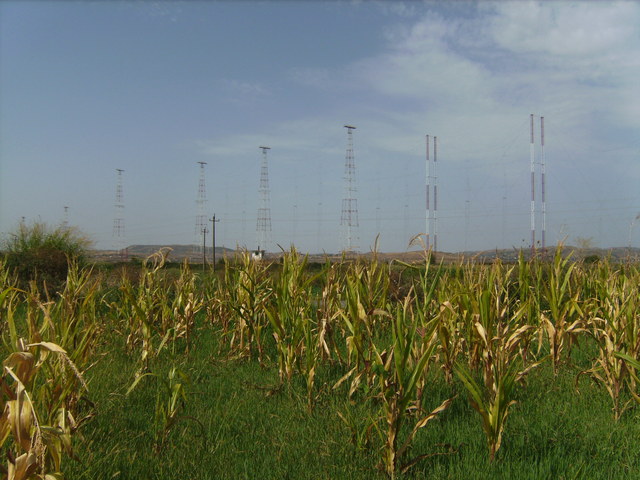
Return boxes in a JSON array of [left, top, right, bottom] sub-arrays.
[[63, 317, 640, 480]]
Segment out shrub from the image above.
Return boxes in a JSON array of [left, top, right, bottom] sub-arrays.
[[584, 254, 600, 264], [1, 221, 93, 293]]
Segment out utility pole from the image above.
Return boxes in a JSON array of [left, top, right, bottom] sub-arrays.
[[211, 214, 220, 271], [202, 226, 208, 271]]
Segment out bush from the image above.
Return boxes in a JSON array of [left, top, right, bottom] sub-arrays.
[[584, 254, 600, 264], [1, 221, 93, 293]]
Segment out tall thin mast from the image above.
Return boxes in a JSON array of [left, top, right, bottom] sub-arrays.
[[426, 134, 430, 250], [530, 113, 535, 253], [433, 136, 438, 253], [541, 116, 546, 252]]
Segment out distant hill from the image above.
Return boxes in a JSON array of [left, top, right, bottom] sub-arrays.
[[90, 244, 640, 264], [468, 246, 640, 263], [90, 244, 236, 263]]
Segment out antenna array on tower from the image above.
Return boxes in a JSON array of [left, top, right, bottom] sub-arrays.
[[112, 168, 127, 260], [195, 161, 208, 255], [341, 125, 359, 252], [530, 114, 547, 253], [256, 146, 272, 252]]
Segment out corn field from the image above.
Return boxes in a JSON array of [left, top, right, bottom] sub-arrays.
[[2, 247, 640, 479]]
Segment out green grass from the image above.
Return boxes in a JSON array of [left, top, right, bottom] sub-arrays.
[[62, 315, 640, 480], [4, 253, 639, 479]]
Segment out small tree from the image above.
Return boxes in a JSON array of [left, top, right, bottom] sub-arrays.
[[1, 221, 93, 293]]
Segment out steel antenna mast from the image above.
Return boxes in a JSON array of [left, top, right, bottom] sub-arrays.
[[341, 125, 359, 253], [256, 146, 272, 253], [195, 161, 208, 257], [530, 114, 536, 254], [113, 169, 127, 261], [433, 136, 439, 253], [541, 116, 546, 252], [426, 135, 431, 250]]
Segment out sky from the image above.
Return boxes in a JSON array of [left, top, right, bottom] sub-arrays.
[[1, 0, 639, 254]]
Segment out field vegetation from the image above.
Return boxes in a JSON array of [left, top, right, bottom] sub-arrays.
[[2, 241, 640, 479]]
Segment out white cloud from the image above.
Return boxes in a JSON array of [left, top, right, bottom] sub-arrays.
[[347, 1, 640, 158], [489, 2, 639, 59], [374, 1, 425, 19]]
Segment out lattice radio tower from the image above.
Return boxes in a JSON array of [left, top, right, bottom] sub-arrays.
[[341, 125, 359, 252], [256, 146, 272, 252], [195, 161, 208, 255], [112, 169, 127, 260]]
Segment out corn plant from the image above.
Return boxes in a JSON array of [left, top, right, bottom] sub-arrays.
[[453, 261, 539, 462], [265, 250, 317, 387], [315, 261, 343, 365], [170, 260, 204, 353], [541, 248, 586, 374], [127, 365, 202, 453], [5, 278, 94, 419], [370, 293, 453, 478], [115, 249, 174, 369], [216, 253, 272, 363], [447, 263, 490, 371], [516, 251, 542, 359], [580, 265, 640, 419], [2, 290, 89, 480], [341, 258, 389, 378], [409, 260, 460, 385], [455, 356, 520, 463], [45, 262, 103, 384]]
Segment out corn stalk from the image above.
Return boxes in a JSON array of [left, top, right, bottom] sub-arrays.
[[453, 261, 539, 462], [580, 265, 640, 420], [115, 249, 174, 369], [220, 253, 272, 363], [541, 248, 585, 374], [371, 292, 453, 478], [266, 249, 320, 398]]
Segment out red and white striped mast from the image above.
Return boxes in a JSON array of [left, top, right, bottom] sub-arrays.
[[540, 116, 546, 252], [530, 114, 536, 255], [425, 134, 430, 250], [433, 136, 438, 253]]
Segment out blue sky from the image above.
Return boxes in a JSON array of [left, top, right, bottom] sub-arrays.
[[1, 1, 639, 254]]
